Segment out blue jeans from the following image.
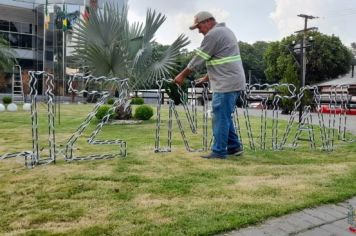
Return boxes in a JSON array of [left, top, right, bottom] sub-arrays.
[[211, 91, 241, 157]]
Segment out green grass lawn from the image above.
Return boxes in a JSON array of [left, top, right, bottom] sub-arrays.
[[0, 103, 356, 236]]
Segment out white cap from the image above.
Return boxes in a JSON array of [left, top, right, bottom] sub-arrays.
[[189, 11, 214, 30]]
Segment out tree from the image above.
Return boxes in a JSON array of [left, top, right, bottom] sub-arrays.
[[72, 3, 189, 90], [264, 41, 293, 83], [307, 32, 352, 82], [0, 34, 16, 73], [239, 41, 269, 84], [351, 42, 356, 55], [264, 32, 353, 85]]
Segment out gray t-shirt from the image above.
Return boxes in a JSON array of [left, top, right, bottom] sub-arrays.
[[187, 23, 246, 92]]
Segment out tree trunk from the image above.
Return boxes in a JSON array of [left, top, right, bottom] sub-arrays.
[[115, 103, 132, 120]]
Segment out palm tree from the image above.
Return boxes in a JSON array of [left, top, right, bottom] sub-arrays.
[[0, 35, 16, 72], [72, 3, 190, 90]]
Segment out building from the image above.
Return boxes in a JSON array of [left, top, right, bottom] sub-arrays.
[[0, 0, 127, 98], [317, 72, 356, 96], [0, 0, 83, 96], [316, 71, 356, 114]]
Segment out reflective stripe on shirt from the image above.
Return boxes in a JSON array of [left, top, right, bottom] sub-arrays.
[[206, 55, 241, 66], [195, 49, 211, 60], [195, 48, 242, 66]]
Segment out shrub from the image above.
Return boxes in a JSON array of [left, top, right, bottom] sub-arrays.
[[2, 96, 12, 105], [134, 105, 153, 120], [107, 98, 115, 105], [95, 105, 115, 120], [131, 97, 144, 105]]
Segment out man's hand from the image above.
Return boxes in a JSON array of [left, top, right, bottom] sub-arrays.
[[174, 68, 193, 86], [195, 75, 209, 85]]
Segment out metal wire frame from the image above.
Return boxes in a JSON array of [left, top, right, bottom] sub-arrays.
[[291, 105, 316, 150], [65, 74, 127, 161], [2, 79, 356, 166], [0, 71, 56, 168], [329, 84, 355, 144], [278, 85, 330, 151], [233, 83, 297, 151], [28, 71, 56, 167], [154, 78, 209, 153]]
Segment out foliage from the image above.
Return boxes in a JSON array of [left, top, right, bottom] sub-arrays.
[[273, 57, 299, 114], [264, 41, 282, 83], [95, 105, 115, 120], [72, 3, 189, 90], [239, 41, 269, 83], [134, 104, 153, 120], [164, 79, 189, 105], [130, 97, 144, 105], [2, 96, 12, 104], [307, 32, 352, 82], [264, 32, 352, 84], [0, 35, 16, 72], [107, 98, 115, 105]]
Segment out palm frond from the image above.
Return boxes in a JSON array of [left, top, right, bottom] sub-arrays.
[[130, 9, 167, 74], [129, 22, 144, 39], [149, 34, 190, 79], [142, 9, 166, 44], [130, 35, 190, 90]]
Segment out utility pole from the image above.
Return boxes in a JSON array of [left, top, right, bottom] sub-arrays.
[[248, 70, 252, 85], [295, 14, 318, 123]]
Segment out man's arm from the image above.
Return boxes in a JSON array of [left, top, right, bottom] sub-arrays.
[[174, 67, 193, 86]]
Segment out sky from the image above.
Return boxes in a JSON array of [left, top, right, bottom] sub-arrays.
[[126, 0, 356, 50]]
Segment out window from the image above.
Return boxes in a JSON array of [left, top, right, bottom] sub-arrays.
[[8, 33, 19, 47], [10, 22, 21, 33], [19, 34, 33, 48], [0, 20, 9, 31], [6, 33, 33, 49], [21, 23, 32, 34], [0, 20, 35, 49]]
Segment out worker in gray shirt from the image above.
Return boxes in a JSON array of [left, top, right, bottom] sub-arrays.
[[174, 11, 245, 159]]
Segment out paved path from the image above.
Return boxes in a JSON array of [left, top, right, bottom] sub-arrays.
[[217, 197, 356, 236]]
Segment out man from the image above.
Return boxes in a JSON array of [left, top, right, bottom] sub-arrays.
[[174, 11, 245, 159]]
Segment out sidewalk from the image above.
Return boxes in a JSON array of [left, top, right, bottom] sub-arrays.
[[217, 197, 356, 236]]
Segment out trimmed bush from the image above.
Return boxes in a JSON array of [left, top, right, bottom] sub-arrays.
[[131, 97, 144, 105], [107, 98, 115, 105], [2, 96, 12, 105], [95, 105, 115, 120], [134, 105, 153, 120]]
